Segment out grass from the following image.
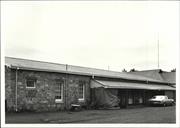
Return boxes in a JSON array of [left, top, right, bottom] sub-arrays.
[[5, 105, 176, 123]]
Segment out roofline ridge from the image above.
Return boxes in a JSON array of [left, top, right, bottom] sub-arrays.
[[5, 56, 124, 74], [68, 64, 123, 73], [133, 69, 162, 72], [5, 56, 67, 66]]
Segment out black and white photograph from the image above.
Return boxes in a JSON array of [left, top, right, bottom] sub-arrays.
[[1, 0, 179, 127]]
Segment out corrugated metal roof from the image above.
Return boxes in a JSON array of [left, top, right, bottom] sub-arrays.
[[128, 69, 176, 84], [128, 69, 164, 81], [161, 72, 176, 84], [5, 57, 168, 83], [92, 80, 175, 91]]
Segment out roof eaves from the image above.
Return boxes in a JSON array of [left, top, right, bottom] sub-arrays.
[[6, 64, 170, 85]]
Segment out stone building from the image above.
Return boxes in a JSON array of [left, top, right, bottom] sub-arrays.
[[5, 57, 176, 112]]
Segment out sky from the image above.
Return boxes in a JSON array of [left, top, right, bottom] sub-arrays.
[[1, 1, 179, 72]]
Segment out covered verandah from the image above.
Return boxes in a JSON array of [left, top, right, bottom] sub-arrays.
[[91, 80, 175, 108]]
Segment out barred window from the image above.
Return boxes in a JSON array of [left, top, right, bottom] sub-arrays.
[[78, 81, 85, 101], [55, 80, 64, 103], [26, 78, 36, 88]]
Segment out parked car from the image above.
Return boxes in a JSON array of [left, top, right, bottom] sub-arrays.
[[148, 95, 174, 106]]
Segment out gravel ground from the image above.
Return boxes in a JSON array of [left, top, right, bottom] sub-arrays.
[[6, 105, 176, 123]]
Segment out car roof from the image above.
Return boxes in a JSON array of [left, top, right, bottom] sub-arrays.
[[154, 95, 167, 97]]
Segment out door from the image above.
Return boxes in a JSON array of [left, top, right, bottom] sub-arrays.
[[118, 89, 128, 108]]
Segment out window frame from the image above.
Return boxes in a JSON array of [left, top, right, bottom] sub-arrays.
[[78, 81, 85, 101], [55, 80, 64, 103], [26, 78, 36, 89]]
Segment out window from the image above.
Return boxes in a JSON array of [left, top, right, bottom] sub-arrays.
[[55, 80, 64, 103], [78, 81, 85, 101], [26, 79, 36, 88]]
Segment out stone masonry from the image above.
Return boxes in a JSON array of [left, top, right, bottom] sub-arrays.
[[5, 66, 91, 112]]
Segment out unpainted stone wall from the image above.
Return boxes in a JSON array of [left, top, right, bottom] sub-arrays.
[[66, 75, 91, 109], [5, 66, 16, 111], [5, 67, 91, 112]]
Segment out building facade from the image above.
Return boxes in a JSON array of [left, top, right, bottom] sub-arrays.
[[5, 57, 176, 112], [5, 67, 91, 112]]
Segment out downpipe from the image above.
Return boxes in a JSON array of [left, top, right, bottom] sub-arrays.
[[15, 67, 19, 112]]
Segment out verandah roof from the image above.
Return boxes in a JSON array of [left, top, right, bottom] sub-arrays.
[[91, 80, 175, 91]]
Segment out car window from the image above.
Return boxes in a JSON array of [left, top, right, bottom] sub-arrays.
[[152, 96, 156, 99], [152, 96, 165, 99]]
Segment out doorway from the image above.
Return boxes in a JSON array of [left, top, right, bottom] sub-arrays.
[[118, 89, 128, 108]]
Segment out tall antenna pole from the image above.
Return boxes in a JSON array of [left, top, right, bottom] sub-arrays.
[[157, 33, 159, 68]]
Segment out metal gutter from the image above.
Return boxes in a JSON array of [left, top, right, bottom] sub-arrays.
[[15, 67, 19, 112]]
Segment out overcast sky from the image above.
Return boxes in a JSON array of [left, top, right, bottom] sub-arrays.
[[2, 1, 179, 72]]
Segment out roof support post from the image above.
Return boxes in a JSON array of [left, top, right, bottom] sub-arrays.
[[143, 90, 146, 105], [125, 90, 128, 108]]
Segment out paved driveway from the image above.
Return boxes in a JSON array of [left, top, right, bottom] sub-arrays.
[[6, 106, 176, 123]]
